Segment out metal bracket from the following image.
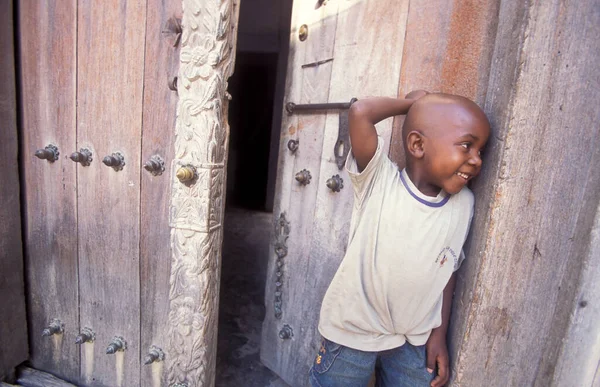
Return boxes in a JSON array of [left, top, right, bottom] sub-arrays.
[[285, 98, 357, 170], [273, 213, 290, 319]]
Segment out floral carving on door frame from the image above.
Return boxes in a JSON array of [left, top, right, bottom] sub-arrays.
[[167, 0, 239, 385]]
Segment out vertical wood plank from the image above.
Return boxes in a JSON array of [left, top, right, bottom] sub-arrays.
[[77, 1, 146, 385], [551, 202, 600, 386], [452, 0, 600, 384], [18, 0, 79, 382], [388, 0, 500, 167], [0, 0, 28, 378], [301, 0, 409, 375], [260, 1, 340, 385], [139, 0, 181, 385], [265, 0, 294, 212], [260, 0, 307, 373]]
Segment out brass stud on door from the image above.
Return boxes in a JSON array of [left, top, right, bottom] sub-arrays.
[[295, 169, 311, 185], [144, 345, 165, 365], [75, 327, 95, 344], [34, 144, 59, 162], [106, 336, 127, 354], [42, 318, 64, 337], [298, 24, 308, 41], [144, 155, 166, 176], [70, 148, 93, 166], [176, 165, 197, 183], [326, 174, 344, 192], [102, 152, 125, 171]]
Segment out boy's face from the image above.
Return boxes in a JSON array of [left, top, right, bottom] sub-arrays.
[[420, 103, 490, 195]]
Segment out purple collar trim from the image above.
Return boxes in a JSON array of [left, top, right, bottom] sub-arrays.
[[399, 171, 450, 208]]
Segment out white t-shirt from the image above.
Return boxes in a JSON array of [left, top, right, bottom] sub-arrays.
[[318, 137, 474, 352]]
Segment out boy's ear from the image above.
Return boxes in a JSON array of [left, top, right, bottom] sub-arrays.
[[406, 131, 425, 159]]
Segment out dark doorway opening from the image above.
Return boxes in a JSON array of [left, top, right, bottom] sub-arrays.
[[217, 0, 293, 386], [226, 52, 277, 211]]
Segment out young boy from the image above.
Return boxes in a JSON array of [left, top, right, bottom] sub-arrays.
[[309, 92, 490, 387]]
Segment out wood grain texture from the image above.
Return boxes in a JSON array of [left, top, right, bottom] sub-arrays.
[[0, 0, 28, 378], [552, 202, 600, 386], [265, 0, 294, 212], [139, 0, 181, 385], [388, 0, 500, 167], [260, 1, 340, 385], [451, 0, 600, 385], [77, 1, 147, 385], [16, 367, 77, 387], [301, 0, 409, 379], [260, 3, 307, 372], [18, 0, 79, 382], [164, 0, 240, 384], [262, 1, 409, 384]]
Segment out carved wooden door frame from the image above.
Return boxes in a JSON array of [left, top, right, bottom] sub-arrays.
[[166, 0, 240, 385]]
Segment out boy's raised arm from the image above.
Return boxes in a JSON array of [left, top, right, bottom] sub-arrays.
[[348, 94, 424, 172]]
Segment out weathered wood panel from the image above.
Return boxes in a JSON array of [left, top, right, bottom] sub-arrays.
[[552, 201, 600, 386], [389, 0, 500, 167], [164, 0, 240, 384], [385, 2, 503, 380], [300, 0, 409, 377], [0, 0, 28, 379], [139, 0, 181, 385], [265, 0, 294, 212], [16, 367, 77, 387], [261, 1, 340, 384], [77, 1, 146, 385], [18, 0, 79, 382], [262, 1, 409, 384], [451, 0, 600, 385]]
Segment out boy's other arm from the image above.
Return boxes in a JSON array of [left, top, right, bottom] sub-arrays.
[[348, 97, 415, 172], [426, 272, 456, 387]]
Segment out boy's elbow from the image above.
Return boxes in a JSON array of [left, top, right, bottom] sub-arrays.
[[349, 100, 370, 121]]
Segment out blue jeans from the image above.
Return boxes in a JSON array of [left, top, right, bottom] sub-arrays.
[[309, 338, 435, 387]]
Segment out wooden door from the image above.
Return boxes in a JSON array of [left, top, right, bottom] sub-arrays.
[[261, 1, 409, 385], [19, 1, 180, 386], [0, 0, 28, 378], [20, 1, 79, 382]]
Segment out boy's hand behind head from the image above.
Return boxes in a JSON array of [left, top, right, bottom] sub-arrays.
[[402, 93, 491, 196], [405, 89, 429, 101]]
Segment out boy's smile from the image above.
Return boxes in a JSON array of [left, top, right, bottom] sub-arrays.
[[403, 94, 490, 196]]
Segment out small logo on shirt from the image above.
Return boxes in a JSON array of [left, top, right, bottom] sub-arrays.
[[436, 247, 457, 268]]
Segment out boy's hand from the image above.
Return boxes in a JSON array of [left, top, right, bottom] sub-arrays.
[[405, 89, 429, 100], [426, 328, 449, 387]]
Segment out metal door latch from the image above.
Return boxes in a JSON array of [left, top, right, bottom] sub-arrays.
[[285, 98, 357, 169]]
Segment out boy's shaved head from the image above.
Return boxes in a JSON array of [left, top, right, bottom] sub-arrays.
[[402, 93, 489, 147], [401, 92, 491, 195]]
